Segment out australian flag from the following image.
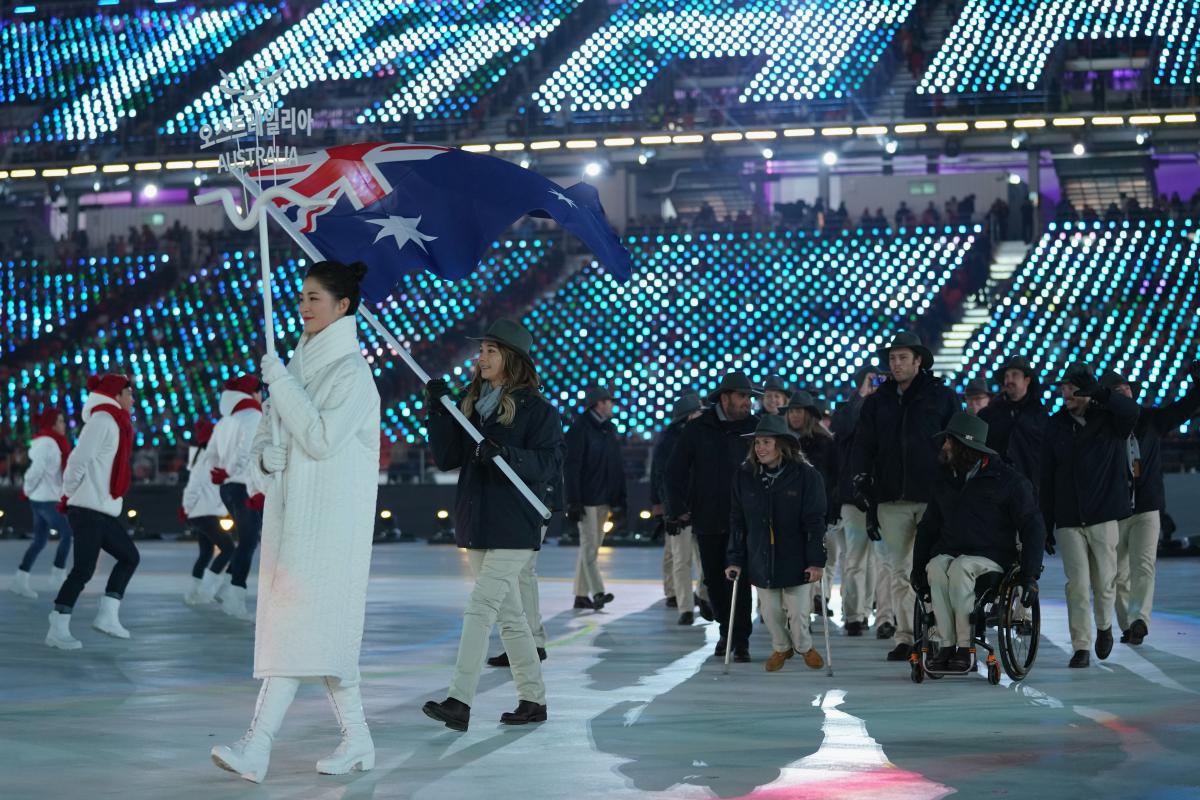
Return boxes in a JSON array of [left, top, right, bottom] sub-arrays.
[[247, 142, 633, 302]]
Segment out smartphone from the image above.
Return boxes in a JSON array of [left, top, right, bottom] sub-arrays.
[[871, 374, 887, 388]]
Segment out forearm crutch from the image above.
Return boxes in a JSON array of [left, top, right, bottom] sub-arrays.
[[723, 574, 740, 675], [819, 572, 834, 677]]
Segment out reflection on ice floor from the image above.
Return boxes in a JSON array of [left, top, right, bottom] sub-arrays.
[[1, 541, 1198, 799]]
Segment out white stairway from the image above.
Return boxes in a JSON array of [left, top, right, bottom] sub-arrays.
[[932, 240, 1030, 377]]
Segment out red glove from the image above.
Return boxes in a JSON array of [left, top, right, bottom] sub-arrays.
[[178, 506, 188, 522], [245, 493, 266, 511], [56, 496, 69, 514], [211, 467, 230, 485]]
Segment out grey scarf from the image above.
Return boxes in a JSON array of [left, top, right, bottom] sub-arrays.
[[475, 381, 504, 420]]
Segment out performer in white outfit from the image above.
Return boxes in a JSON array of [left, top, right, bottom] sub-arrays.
[[12, 408, 73, 599], [211, 261, 380, 783], [180, 419, 233, 606]]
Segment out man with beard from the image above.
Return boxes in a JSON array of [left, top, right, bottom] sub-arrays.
[[666, 372, 760, 661], [963, 378, 992, 416], [851, 332, 960, 662], [1099, 362, 1200, 647], [980, 356, 1048, 489], [912, 413, 1045, 670]]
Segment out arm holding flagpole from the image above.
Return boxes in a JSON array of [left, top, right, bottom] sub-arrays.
[[220, 166, 551, 520]]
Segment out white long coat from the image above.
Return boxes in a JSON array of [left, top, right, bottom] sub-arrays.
[[249, 315, 380, 681]]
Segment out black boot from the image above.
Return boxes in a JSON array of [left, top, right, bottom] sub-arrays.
[[844, 621, 865, 637], [732, 643, 751, 663], [946, 647, 972, 672], [677, 611, 694, 625], [594, 592, 614, 605], [1069, 649, 1090, 668], [422, 697, 470, 731], [1128, 619, 1148, 646], [927, 645, 953, 671], [665, 596, 678, 608], [574, 595, 595, 609], [1095, 627, 1114, 660], [875, 621, 896, 640], [886, 643, 913, 662], [696, 594, 714, 622], [500, 700, 547, 725], [713, 636, 727, 657], [487, 648, 548, 668]]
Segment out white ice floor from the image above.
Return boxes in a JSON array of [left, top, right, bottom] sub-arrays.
[[2, 540, 1199, 800]]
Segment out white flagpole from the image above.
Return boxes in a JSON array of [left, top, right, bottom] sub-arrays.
[[225, 165, 552, 521]]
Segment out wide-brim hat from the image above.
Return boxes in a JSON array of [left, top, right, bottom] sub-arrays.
[[669, 392, 704, 422], [584, 385, 616, 407], [963, 377, 992, 398], [741, 412, 800, 442], [761, 376, 791, 396], [1056, 362, 1097, 391], [785, 389, 818, 413], [877, 330, 934, 371], [469, 318, 534, 363], [935, 411, 998, 456], [994, 355, 1037, 382], [707, 372, 763, 404], [1099, 369, 1140, 396]]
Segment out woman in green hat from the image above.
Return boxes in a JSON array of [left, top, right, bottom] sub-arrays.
[[725, 415, 828, 672], [421, 318, 565, 731]]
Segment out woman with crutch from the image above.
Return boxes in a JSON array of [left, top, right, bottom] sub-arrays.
[[421, 319, 565, 732], [210, 260, 381, 783], [725, 414, 828, 672]]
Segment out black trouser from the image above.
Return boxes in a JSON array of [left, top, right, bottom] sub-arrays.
[[189, 515, 235, 579], [220, 482, 262, 588], [54, 507, 140, 611], [696, 531, 752, 648]]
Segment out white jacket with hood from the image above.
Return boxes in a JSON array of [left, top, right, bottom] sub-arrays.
[[63, 393, 124, 517], [210, 390, 262, 486]]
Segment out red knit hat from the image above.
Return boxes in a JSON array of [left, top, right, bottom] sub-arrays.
[[33, 408, 62, 429], [193, 420, 215, 445], [224, 375, 260, 394], [87, 374, 131, 399]]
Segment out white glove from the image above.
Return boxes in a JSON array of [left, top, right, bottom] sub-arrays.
[[260, 353, 288, 385], [261, 444, 288, 474]]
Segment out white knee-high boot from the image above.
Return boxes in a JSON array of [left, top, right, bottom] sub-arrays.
[[211, 677, 300, 783], [316, 676, 375, 775]]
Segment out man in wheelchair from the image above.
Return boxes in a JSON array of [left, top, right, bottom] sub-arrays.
[[911, 413, 1046, 675]]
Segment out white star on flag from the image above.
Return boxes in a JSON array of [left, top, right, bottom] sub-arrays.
[[367, 215, 438, 253], [549, 189, 577, 209]]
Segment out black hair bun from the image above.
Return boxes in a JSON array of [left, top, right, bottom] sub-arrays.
[[347, 261, 369, 284]]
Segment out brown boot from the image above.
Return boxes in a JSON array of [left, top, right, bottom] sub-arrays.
[[802, 648, 824, 670], [764, 649, 794, 672]]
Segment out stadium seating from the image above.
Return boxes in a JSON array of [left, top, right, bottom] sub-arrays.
[[5, 5, 276, 143], [3, 240, 552, 445], [392, 226, 986, 442], [535, 0, 917, 115], [1, 254, 162, 355], [167, 0, 581, 138], [919, 0, 1200, 96], [955, 219, 1200, 430]]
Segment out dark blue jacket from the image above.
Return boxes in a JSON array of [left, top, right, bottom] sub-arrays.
[[564, 410, 626, 509], [850, 371, 961, 504], [831, 393, 867, 508], [1040, 391, 1140, 531], [665, 408, 759, 537], [727, 459, 827, 589], [427, 387, 565, 549], [1129, 384, 1200, 514], [649, 420, 685, 506], [913, 458, 1045, 584], [798, 428, 838, 525], [979, 391, 1049, 492]]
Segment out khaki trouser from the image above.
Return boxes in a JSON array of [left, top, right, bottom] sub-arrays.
[[876, 501, 927, 645], [814, 524, 842, 607], [926, 554, 1003, 648], [572, 505, 608, 597], [662, 536, 674, 598], [872, 538, 894, 625], [1116, 511, 1160, 632], [757, 584, 815, 654], [668, 525, 704, 610], [1057, 521, 1119, 651], [520, 527, 548, 648], [449, 549, 546, 706], [840, 505, 871, 624]]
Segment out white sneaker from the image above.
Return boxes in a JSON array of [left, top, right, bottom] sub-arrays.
[[45, 611, 83, 650], [10, 569, 38, 599], [48, 566, 66, 591], [93, 596, 131, 639], [192, 570, 225, 605]]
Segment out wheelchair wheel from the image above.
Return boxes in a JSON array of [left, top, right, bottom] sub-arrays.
[[998, 575, 1040, 681]]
